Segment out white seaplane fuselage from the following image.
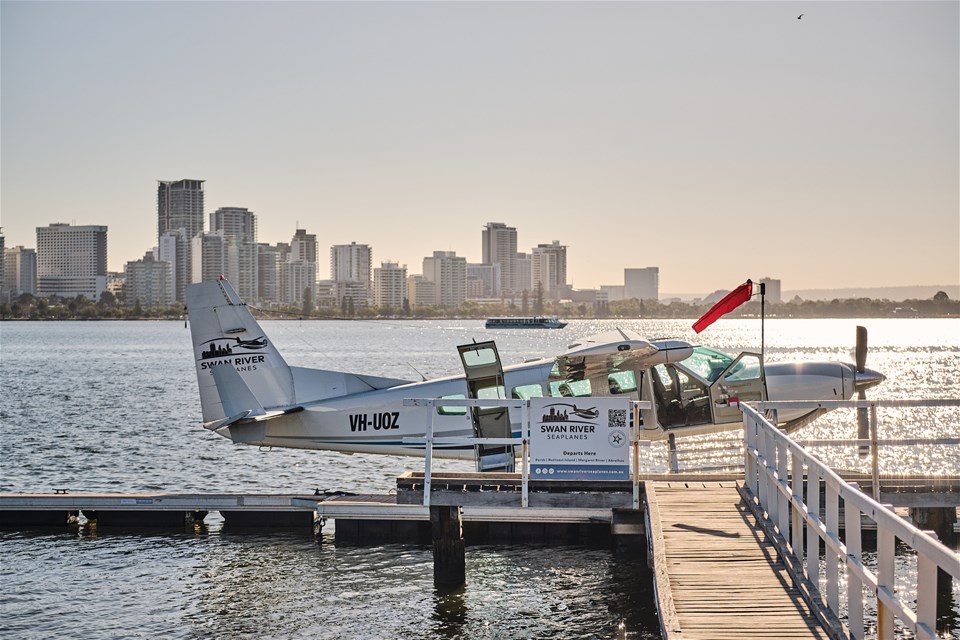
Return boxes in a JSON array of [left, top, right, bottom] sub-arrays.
[[186, 279, 885, 460]]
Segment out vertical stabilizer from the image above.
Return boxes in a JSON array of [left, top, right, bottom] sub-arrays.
[[186, 279, 296, 425]]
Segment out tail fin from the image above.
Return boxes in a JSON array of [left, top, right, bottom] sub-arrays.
[[186, 278, 296, 426]]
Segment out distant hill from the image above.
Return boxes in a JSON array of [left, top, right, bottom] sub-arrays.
[[664, 285, 959, 303], [780, 285, 958, 302]]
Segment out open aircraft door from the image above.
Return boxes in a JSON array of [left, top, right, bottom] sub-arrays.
[[457, 341, 515, 472], [708, 352, 767, 424]]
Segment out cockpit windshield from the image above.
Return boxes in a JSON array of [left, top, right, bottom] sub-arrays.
[[681, 347, 734, 383]]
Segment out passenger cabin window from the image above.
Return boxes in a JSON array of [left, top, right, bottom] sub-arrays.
[[608, 371, 637, 394], [512, 384, 544, 400], [550, 379, 592, 397], [476, 385, 506, 400], [437, 394, 467, 415]]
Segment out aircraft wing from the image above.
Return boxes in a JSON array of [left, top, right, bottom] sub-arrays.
[[557, 329, 692, 380]]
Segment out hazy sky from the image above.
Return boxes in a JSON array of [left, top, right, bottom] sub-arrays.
[[2, 1, 957, 294]]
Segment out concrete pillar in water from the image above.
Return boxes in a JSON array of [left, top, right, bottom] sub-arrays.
[[909, 507, 957, 542], [431, 505, 465, 588]]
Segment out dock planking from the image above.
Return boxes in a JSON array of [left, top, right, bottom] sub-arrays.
[[646, 482, 832, 640]]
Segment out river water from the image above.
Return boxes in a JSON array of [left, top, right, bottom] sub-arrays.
[[1, 318, 958, 638]]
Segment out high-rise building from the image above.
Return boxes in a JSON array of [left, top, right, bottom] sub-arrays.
[[157, 231, 182, 302], [257, 243, 286, 305], [282, 261, 317, 306], [157, 179, 205, 302], [481, 222, 517, 296], [423, 251, 466, 307], [281, 229, 318, 307], [515, 252, 532, 294], [624, 267, 659, 301], [466, 263, 501, 299], [0, 228, 5, 301], [531, 241, 567, 295], [758, 278, 782, 304], [158, 179, 205, 238], [124, 251, 173, 308], [4, 246, 37, 300], [36, 223, 108, 300], [210, 207, 258, 301], [406, 274, 436, 308], [373, 261, 407, 308], [191, 232, 226, 285], [331, 242, 372, 306], [290, 229, 317, 265]]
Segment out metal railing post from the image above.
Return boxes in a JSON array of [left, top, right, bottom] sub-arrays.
[[521, 401, 529, 508], [423, 406, 435, 508], [870, 403, 880, 500], [632, 402, 640, 509], [668, 432, 679, 473]]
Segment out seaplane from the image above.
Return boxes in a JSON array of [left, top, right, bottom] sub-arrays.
[[185, 278, 885, 470]]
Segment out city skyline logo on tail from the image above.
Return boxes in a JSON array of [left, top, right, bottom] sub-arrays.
[[199, 336, 268, 360]]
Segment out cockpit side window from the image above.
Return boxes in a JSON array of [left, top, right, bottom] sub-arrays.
[[724, 354, 762, 382], [684, 347, 734, 383]]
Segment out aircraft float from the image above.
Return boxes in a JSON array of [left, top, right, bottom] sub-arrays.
[[186, 278, 885, 470]]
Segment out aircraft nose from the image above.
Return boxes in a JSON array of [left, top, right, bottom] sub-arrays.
[[854, 367, 885, 392]]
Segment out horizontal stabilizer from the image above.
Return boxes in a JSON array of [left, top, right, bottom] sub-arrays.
[[211, 362, 266, 420]]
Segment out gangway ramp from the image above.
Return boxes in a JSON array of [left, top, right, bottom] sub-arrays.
[[646, 482, 832, 639]]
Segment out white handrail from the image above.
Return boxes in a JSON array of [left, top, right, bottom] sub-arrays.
[[742, 401, 960, 640]]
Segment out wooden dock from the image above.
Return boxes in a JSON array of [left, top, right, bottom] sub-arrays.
[[645, 482, 835, 639]]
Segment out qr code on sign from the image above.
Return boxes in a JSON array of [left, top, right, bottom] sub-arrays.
[[608, 409, 627, 428]]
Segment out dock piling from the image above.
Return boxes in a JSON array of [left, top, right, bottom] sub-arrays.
[[431, 505, 465, 588]]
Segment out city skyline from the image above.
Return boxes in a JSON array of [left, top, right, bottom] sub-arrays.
[[2, 2, 957, 293]]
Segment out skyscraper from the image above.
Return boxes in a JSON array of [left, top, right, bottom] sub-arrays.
[[373, 261, 407, 308], [124, 251, 173, 308], [210, 207, 258, 301], [157, 179, 204, 302], [4, 245, 37, 299], [481, 222, 517, 296], [157, 179, 205, 239], [531, 241, 567, 296], [0, 228, 5, 301], [624, 267, 659, 301], [331, 242, 372, 306], [36, 223, 108, 300], [290, 229, 318, 265], [191, 232, 226, 286], [423, 251, 466, 307]]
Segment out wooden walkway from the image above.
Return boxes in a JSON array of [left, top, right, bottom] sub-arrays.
[[646, 482, 831, 640]]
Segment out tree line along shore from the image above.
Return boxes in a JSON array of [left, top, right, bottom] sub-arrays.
[[2, 291, 956, 321]]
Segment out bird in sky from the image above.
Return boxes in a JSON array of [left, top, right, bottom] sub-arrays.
[[798, 14, 804, 20]]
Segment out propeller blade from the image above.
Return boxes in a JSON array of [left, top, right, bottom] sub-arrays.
[[855, 325, 868, 373]]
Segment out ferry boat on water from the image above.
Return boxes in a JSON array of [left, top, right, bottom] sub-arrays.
[[485, 316, 568, 329]]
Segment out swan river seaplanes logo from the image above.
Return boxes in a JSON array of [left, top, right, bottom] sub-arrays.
[[198, 336, 270, 373]]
